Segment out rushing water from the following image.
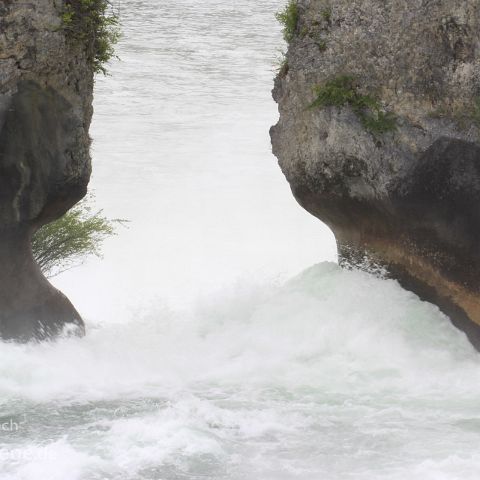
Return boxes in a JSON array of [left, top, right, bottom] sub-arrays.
[[2, 1, 480, 479]]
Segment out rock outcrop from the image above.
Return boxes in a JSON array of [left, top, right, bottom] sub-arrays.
[[0, 0, 94, 340], [271, 0, 480, 347]]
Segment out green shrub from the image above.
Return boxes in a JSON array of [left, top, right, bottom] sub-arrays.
[[61, 0, 120, 74], [32, 199, 124, 278], [276, 0, 299, 43], [316, 39, 327, 52], [310, 76, 397, 135]]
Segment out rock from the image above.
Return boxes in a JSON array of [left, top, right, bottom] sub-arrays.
[[270, 0, 480, 348], [0, 1, 94, 340]]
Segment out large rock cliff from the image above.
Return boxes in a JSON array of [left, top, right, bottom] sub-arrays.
[[271, 0, 480, 347], [0, 0, 94, 340]]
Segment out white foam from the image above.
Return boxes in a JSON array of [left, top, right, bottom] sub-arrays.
[[1, 264, 480, 479]]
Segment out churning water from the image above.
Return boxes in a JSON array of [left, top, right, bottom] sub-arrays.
[[2, 1, 480, 479]]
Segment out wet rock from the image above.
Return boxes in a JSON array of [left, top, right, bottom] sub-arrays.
[[0, 1, 94, 340], [271, 0, 480, 348]]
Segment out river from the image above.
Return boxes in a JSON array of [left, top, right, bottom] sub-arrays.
[[1, 1, 480, 479]]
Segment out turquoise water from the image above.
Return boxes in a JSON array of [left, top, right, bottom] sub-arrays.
[[2, 264, 480, 479]]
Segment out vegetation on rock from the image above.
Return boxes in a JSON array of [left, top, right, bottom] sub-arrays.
[[276, 0, 299, 43], [321, 7, 332, 25], [61, 0, 120, 74], [310, 76, 397, 135], [32, 199, 123, 278]]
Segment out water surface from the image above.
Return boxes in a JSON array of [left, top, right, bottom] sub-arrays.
[[2, 1, 480, 479]]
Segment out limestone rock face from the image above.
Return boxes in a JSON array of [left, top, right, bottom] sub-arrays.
[[270, 0, 480, 347], [0, 0, 94, 340]]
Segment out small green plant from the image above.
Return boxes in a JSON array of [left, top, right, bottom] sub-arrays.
[[32, 199, 125, 278], [276, 0, 299, 43], [316, 39, 327, 51], [61, 0, 120, 74], [274, 50, 289, 76], [321, 7, 332, 24], [360, 110, 397, 135], [311, 76, 358, 108], [310, 76, 397, 135]]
